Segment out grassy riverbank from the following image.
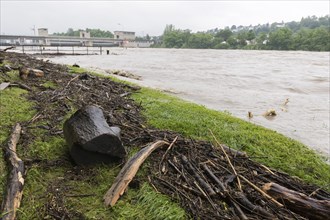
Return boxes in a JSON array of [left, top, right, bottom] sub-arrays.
[[70, 65, 330, 188], [1, 55, 329, 219], [132, 88, 330, 188]]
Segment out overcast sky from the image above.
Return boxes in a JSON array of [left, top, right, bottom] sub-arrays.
[[1, 1, 329, 36]]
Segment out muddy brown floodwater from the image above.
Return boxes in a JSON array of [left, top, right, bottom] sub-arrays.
[[47, 48, 329, 159]]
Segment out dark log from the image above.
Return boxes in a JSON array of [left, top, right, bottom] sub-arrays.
[[104, 140, 168, 206], [1, 123, 24, 220], [63, 105, 127, 162], [263, 182, 330, 220], [181, 155, 216, 196], [201, 163, 227, 193], [233, 192, 275, 219]]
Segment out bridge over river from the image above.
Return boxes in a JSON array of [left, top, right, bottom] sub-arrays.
[[0, 34, 152, 54]]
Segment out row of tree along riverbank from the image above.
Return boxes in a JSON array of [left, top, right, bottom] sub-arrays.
[[155, 15, 330, 51]]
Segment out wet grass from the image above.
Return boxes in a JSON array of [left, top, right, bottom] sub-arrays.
[[0, 87, 35, 207], [132, 87, 330, 190]]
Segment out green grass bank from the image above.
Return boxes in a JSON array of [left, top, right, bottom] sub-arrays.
[[68, 65, 330, 189], [132, 87, 330, 189], [0, 62, 329, 219]]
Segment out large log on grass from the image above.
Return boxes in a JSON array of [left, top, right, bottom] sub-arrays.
[[262, 182, 330, 220], [104, 140, 169, 206], [63, 105, 127, 163], [1, 123, 24, 220]]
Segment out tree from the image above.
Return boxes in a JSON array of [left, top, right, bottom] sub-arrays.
[[237, 32, 248, 47], [227, 36, 238, 48], [268, 28, 293, 50], [246, 30, 256, 41], [215, 28, 233, 41], [187, 32, 213, 49]]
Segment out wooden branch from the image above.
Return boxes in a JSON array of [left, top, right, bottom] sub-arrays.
[[231, 201, 248, 220], [263, 182, 330, 220], [159, 136, 178, 172], [15, 82, 33, 91], [201, 163, 227, 193], [239, 175, 283, 207], [233, 192, 275, 219], [209, 130, 242, 191], [1, 123, 24, 220], [181, 155, 216, 196], [104, 140, 169, 206], [221, 144, 247, 158]]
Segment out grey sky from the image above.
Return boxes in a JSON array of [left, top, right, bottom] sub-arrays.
[[1, 1, 329, 36]]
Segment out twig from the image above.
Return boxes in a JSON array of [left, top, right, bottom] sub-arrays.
[[65, 75, 79, 88], [259, 163, 276, 176], [193, 181, 218, 211], [14, 82, 32, 91], [28, 113, 42, 124], [1, 123, 24, 220], [209, 129, 242, 191], [147, 176, 159, 193], [159, 136, 178, 173], [239, 175, 283, 207], [308, 187, 322, 197]]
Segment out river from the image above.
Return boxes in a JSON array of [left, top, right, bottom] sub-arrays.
[[47, 48, 330, 158]]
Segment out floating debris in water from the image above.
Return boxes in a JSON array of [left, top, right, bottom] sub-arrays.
[[248, 111, 253, 119], [263, 109, 277, 117]]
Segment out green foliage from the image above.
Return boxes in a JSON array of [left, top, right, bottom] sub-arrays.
[[162, 25, 191, 48], [53, 28, 114, 38], [268, 28, 293, 50], [187, 32, 213, 49], [132, 88, 330, 190], [159, 15, 330, 51], [215, 28, 233, 41]]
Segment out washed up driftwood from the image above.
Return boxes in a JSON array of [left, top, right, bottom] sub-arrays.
[[263, 182, 330, 220], [104, 140, 169, 206], [1, 123, 24, 220], [106, 69, 141, 80], [19, 67, 44, 79], [63, 105, 127, 165]]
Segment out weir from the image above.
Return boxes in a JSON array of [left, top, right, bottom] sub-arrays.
[[0, 34, 153, 51]]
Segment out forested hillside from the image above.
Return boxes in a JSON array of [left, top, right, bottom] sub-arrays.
[[156, 15, 330, 51]]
